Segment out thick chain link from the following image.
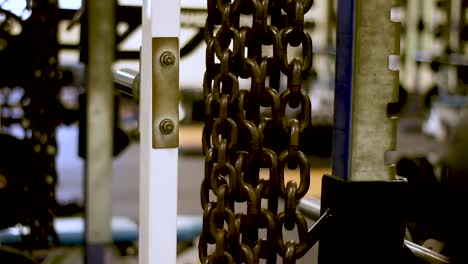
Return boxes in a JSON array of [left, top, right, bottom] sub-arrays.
[[200, 0, 314, 263]]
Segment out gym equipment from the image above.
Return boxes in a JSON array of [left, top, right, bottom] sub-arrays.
[[1, 0, 467, 263], [298, 198, 451, 264]]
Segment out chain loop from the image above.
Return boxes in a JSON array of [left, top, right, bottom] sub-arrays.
[[213, 73, 239, 104], [284, 181, 298, 230], [287, 59, 304, 108], [287, 0, 304, 47], [279, 150, 310, 199], [280, 89, 311, 132], [214, 26, 241, 60], [199, 233, 209, 262], [274, 211, 308, 258], [234, 152, 248, 200], [211, 162, 237, 195], [212, 117, 237, 149], [277, 28, 313, 74], [251, 0, 268, 37], [217, 0, 242, 15], [239, 243, 255, 264], [207, 252, 234, 264], [284, 241, 297, 264], [202, 202, 217, 243], [209, 186, 236, 239], [214, 229, 226, 259]]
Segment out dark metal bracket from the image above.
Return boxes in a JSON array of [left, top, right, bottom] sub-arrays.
[[300, 175, 410, 263], [318, 175, 409, 263]]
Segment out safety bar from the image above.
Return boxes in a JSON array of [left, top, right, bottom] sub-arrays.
[[114, 68, 139, 98], [298, 199, 450, 264]]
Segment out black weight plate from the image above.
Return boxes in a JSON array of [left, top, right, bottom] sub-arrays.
[[0, 133, 37, 230]]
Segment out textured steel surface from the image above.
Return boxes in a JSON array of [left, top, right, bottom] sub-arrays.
[[85, 0, 115, 244], [349, 0, 400, 181]]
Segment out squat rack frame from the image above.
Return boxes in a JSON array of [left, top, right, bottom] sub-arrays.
[[97, 0, 450, 263]]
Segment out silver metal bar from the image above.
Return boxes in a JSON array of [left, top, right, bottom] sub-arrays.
[[85, 0, 115, 262], [114, 68, 138, 88], [114, 68, 139, 98], [297, 197, 321, 220], [298, 199, 450, 264], [405, 240, 450, 264]]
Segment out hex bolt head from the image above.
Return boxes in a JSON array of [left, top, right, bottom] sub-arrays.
[[0, 174, 7, 189], [160, 119, 175, 134], [160, 51, 176, 67]]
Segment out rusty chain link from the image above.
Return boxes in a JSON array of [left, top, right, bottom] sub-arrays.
[[200, 0, 314, 263]]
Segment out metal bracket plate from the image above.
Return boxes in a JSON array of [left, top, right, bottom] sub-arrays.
[[152, 37, 179, 149]]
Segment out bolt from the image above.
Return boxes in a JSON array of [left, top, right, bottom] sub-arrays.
[[34, 144, 41, 153], [47, 145, 56, 155], [160, 51, 176, 67], [159, 119, 175, 134], [0, 174, 7, 189], [45, 175, 54, 185]]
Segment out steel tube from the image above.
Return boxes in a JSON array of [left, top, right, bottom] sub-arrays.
[[297, 197, 321, 220], [405, 240, 450, 264], [114, 68, 139, 98], [85, 0, 115, 263], [351, 0, 399, 181]]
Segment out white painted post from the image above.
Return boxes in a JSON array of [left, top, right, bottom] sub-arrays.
[[140, 0, 180, 263]]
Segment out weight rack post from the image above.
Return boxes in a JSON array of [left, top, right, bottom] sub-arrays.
[[139, 0, 180, 263], [85, 0, 115, 263], [333, 0, 400, 182], [320, 0, 408, 263]]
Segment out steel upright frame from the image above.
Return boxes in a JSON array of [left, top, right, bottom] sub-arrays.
[[333, 0, 400, 181], [319, 0, 407, 263], [85, 0, 115, 263], [139, 1, 180, 264]]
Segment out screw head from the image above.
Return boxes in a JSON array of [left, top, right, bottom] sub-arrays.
[[159, 119, 175, 134], [160, 51, 176, 67], [0, 174, 7, 190]]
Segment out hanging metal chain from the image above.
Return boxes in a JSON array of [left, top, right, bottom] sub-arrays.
[[200, 0, 314, 263]]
